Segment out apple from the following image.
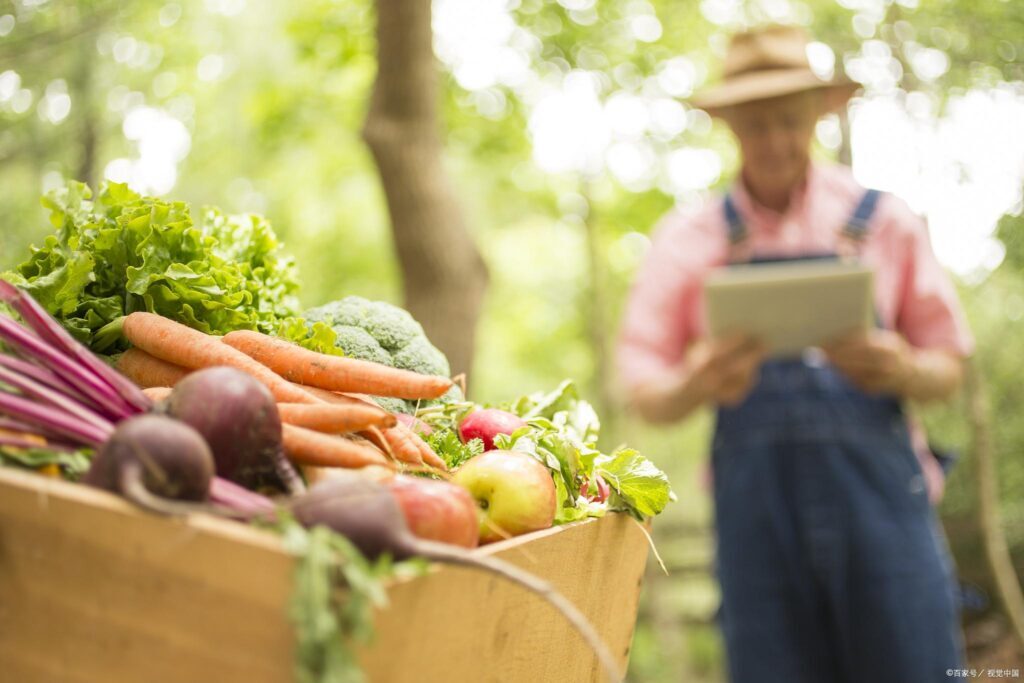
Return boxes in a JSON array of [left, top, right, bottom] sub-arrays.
[[386, 474, 479, 549], [451, 450, 556, 544], [457, 408, 527, 451], [581, 473, 611, 504]]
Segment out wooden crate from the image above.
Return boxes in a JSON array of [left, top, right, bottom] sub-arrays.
[[0, 467, 650, 683]]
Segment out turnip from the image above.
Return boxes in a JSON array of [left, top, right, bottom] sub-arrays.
[[161, 366, 303, 494], [457, 408, 526, 451], [290, 475, 623, 683], [83, 414, 214, 514]]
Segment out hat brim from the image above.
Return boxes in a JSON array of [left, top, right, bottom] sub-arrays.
[[691, 69, 859, 115]]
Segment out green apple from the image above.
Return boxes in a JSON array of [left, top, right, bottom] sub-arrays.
[[451, 450, 556, 544]]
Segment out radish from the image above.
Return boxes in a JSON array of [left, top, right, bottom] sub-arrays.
[[457, 408, 526, 451], [83, 414, 214, 513], [290, 475, 623, 683], [161, 366, 303, 495], [394, 412, 433, 437]]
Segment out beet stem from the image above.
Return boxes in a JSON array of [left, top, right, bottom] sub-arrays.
[[0, 433, 78, 453], [0, 363, 114, 434], [0, 315, 133, 419], [411, 539, 624, 683], [118, 463, 268, 520], [0, 389, 110, 446], [0, 282, 151, 413]]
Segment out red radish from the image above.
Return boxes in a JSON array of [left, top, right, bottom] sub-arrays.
[[394, 412, 433, 437], [581, 474, 611, 504], [457, 408, 526, 451]]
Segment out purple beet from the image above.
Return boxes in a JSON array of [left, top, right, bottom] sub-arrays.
[[162, 366, 300, 493], [290, 475, 623, 683], [84, 414, 214, 512]]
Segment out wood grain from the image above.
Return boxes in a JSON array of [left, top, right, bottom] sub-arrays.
[[0, 467, 650, 682]]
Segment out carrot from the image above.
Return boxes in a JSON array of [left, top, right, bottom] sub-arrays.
[[142, 387, 173, 402], [299, 385, 367, 406], [122, 313, 317, 405], [282, 424, 391, 468], [378, 425, 425, 466], [116, 348, 189, 388], [221, 330, 453, 400], [277, 403, 396, 434], [407, 429, 447, 471]]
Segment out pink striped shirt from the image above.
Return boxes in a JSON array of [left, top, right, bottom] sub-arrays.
[[618, 163, 974, 502]]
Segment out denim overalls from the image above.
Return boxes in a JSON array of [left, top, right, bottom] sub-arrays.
[[711, 190, 964, 683]]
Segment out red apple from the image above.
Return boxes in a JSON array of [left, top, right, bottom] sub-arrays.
[[451, 450, 556, 544], [386, 474, 479, 549], [457, 408, 527, 451]]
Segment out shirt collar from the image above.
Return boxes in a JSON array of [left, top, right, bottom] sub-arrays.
[[731, 163, 817, 231]]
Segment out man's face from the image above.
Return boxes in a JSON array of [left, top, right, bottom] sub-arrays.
[[722, 90, 824, 196]]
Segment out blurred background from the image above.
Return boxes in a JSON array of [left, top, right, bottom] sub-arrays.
[[2, 0, 1023, 679]]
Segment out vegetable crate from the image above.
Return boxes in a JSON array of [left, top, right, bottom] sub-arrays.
[[0, 467, 651, 682]]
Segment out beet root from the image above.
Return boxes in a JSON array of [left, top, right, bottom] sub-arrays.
[[84, 414, 214, 513], [162, 366, 300, 493], [289, 475, 623, 683]]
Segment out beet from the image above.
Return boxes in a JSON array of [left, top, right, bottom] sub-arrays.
[[290, 476, 622, 682], [163, 366, 301, 493], [84, 414, 214, 513]]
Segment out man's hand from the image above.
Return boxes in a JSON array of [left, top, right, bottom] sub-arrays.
[[628, 334, 766, 423], [823, 329, 913, 396], [687, 335, 768, 407]]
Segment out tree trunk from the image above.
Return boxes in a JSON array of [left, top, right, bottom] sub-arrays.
[[967, 360, 1024, 648], [75, 40, 98, 188], [362, 0, 489, 382]]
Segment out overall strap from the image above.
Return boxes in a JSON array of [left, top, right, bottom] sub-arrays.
[[723, 193, 746, 244], [837, 188, 883, 258], [722, 193, 753, 262]]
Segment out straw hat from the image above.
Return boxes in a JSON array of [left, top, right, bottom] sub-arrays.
[[691, 25, 859, 114]]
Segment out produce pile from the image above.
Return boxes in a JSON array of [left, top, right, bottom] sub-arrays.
[[0, 182, 672, 683]]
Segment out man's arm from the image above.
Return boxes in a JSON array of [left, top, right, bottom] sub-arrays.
[[629, 335, 766, 423]]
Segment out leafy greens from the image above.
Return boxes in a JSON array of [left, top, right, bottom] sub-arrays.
[[3, 181, 301, 351]]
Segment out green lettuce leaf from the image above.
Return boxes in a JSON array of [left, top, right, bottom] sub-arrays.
[[3, 181, 302, 351]]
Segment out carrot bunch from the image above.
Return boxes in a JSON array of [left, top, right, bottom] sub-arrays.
[[116, 312, 449, 473]]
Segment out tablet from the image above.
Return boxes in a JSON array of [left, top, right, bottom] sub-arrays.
[[705, 260, 874, 357]]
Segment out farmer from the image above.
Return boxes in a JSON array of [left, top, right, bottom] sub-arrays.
[[618, 24, 972, 683]]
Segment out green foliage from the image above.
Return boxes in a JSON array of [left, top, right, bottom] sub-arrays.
[[4, 181, 300, 350], [276, 515, 426, 683], [494, 380, 673, 522], [425, 429, 484, 471], [0, 447, 92, 480]]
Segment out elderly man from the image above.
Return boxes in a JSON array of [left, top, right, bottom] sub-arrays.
[[618, 24, 971, 683]]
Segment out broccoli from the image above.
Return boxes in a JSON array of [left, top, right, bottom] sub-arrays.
[[301, 296, 461, 413]]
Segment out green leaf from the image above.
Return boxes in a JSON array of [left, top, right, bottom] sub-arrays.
[[273, 515, 425, 683], [0, 448, 92, 481], [594, 448, 673, 518], [2, 181, 301, 352]]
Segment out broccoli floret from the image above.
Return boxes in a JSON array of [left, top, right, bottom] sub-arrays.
[[392, 336, 450, 376], [306, 296, 421, 352], [301, 296, 455, 414], [330, 325, 392, 367]]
